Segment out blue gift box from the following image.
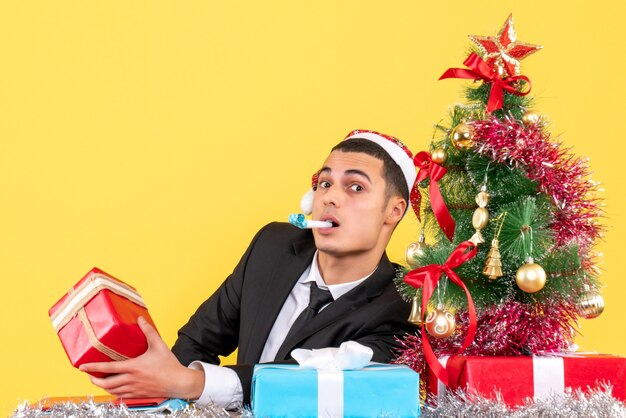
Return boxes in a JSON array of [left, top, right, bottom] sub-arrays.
[[252, 363, 420, 417]]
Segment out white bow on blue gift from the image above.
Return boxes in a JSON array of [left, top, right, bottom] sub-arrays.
[[290, 342, 374, 418], [291, 341, 374, 370]]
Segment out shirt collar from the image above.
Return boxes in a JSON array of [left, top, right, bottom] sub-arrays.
[[302, 251, 375, 300]]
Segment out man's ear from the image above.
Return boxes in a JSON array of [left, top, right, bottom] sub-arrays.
[[385, 196, 407, 225]]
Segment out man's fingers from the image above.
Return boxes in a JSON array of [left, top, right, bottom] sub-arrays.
[[89, 376, 153, 399], [137, 316, 162, 348], [88, 372, 130, 391], [115, 388, 149, 399], [79, 361, 124, 374]]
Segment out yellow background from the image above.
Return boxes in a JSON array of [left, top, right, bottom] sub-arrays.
[[2, 1, 625, 414]]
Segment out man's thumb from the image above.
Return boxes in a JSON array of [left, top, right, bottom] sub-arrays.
[[137, 316, 160, 346]]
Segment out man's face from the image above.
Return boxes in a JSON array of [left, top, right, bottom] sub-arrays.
[[311, 150, 400, 258]]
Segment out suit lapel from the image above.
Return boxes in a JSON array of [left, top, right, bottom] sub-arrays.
[[274, 253, 395, 361], [241, 237, 316, 363]]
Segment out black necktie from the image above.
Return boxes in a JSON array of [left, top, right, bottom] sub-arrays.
[[283, 282, 334, 343]]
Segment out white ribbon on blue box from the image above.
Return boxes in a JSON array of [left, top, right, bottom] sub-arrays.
[[252, 341, 420, 418]]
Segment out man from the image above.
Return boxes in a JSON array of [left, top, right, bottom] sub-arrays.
[[80, 130, 418, 408]]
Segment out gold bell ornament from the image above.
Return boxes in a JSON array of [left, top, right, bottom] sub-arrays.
[[483, 239, 503, 280], [425, 305, 456, 339], [406, 231, 427, 270], [450, 122, 475, 150], [469, 185, 490, 245], [515, 258, 546, 293], [576, 284, 605, 319], [408, 296, 424, 325], [483, 211, 507, 280]]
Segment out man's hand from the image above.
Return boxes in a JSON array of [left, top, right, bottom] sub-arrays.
[[79, 316, 204, 400]]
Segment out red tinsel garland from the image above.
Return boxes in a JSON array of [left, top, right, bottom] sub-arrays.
[[395, 300, 579, 372], [469, 116, 603, 253]]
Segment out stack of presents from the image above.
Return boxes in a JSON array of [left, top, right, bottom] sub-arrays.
[[40, 261, 624, 417]]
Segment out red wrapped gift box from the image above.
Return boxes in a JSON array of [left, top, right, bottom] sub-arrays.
[[429, 354, 626, 407], [49, 267, 157, 375]]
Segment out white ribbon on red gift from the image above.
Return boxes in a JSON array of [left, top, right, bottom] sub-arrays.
[[291, 341, 373, 418], [51, 273, 146, 332], [532, 356, 565, 400], [435, 355, 568, 402], [437, 356, 450, 404], [50, 272, 147, 361]]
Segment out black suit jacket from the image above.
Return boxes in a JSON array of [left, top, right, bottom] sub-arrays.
[[172, 222, 415, 403]]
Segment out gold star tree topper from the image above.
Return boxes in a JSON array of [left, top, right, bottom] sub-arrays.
[[468, 14, 543, 78]]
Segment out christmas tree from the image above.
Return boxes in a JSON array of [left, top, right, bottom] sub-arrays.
[[396, 14, 605, 387]]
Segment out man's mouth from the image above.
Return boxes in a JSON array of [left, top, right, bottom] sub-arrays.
[[321, 216, 340, 228]]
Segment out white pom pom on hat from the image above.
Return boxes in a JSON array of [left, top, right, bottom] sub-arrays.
[[300, 188, 315, 215]]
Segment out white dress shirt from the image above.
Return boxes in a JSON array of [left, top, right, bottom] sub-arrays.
[[189, 251, 373, 409]]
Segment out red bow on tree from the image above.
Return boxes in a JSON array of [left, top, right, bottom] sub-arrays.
[[412, 151, 456, 241], [404, 241, 478, 385], [439, 52, 532, 113]]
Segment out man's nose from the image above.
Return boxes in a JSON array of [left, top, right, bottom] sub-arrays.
[[322, 186, 341, 207]]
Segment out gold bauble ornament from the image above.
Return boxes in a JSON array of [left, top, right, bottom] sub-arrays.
[[431, 147, 448, 164], [469, 185, 490, 246], [468, 231, 485, 245], [469, 231, 485, 245], [576, 289, 605, 319], [406, 241, 426, 269], [425, 307, 456, 338], [515, 260, 546, 293], [522, 110, 541, 126], [475, 191, 490, 208], [472, 207, 490, 230], [408, 296, 424, 325], [450, 123, 475, 150]]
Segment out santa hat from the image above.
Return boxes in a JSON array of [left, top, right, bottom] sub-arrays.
[[300, 129, 417, 215]]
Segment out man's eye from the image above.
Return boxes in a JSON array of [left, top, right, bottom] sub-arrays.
[[318, 180, 331, 189], [349, 184, 364, 192]]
